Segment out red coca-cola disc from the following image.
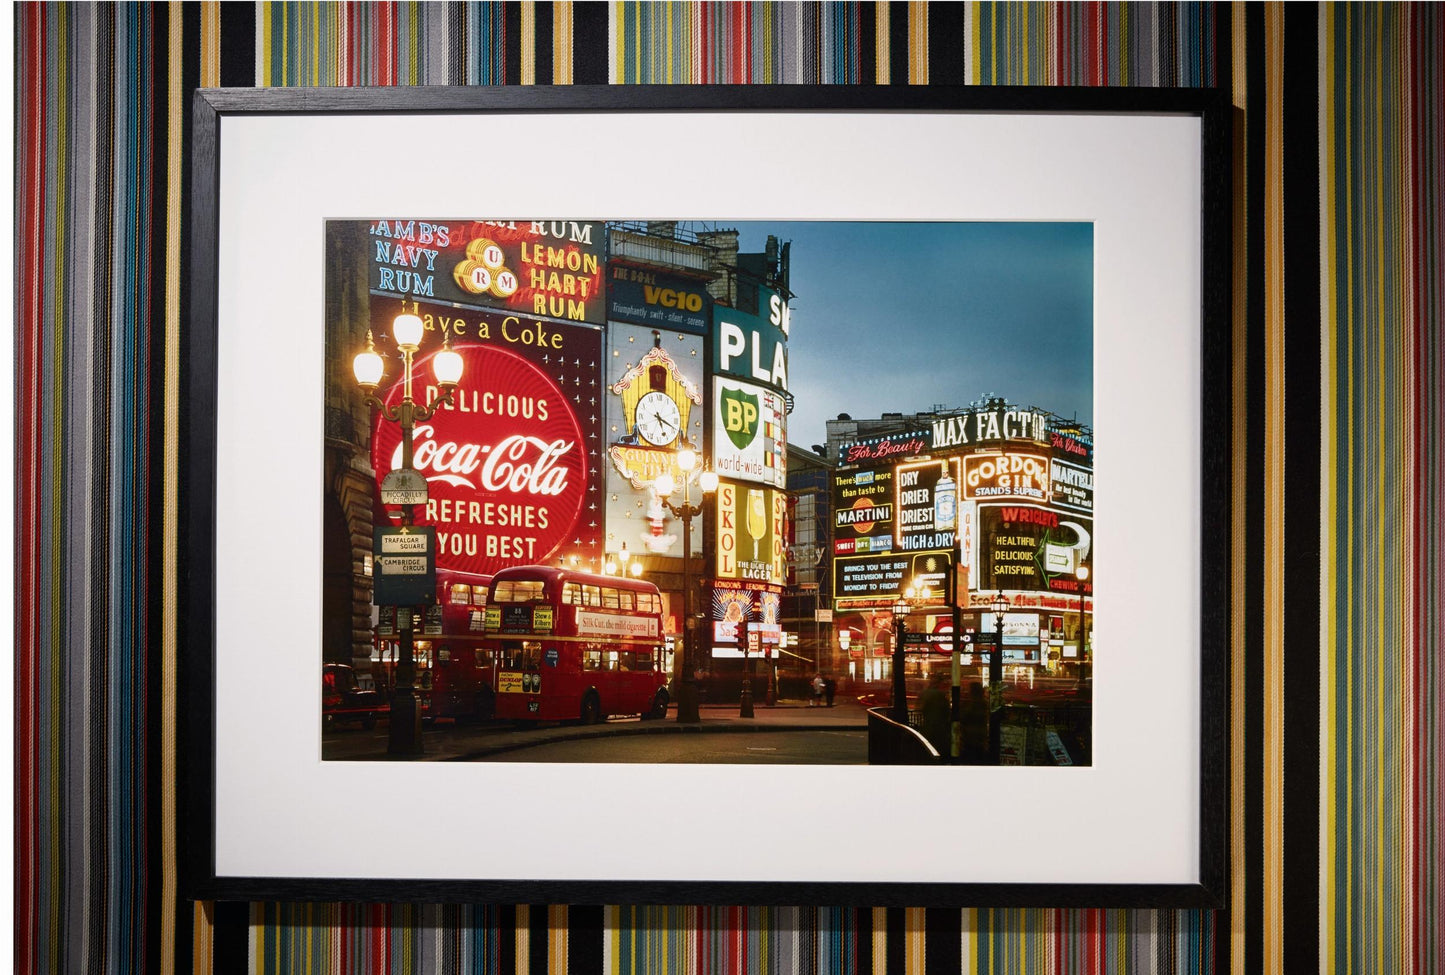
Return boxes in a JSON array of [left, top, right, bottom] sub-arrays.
[[371, 344, 588, 575]]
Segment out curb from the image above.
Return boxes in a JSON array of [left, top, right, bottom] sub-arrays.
[[436, 717, 867, 762]]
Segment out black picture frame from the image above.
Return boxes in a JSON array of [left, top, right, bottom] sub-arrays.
[[182, 84, 1231, 908]]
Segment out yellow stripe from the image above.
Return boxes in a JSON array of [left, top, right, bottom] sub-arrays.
[[909, 2, 927, 85], [521, 1, 536, 85], [875, 2, 890, 84], [161, 6, 185, 975], [192, 902, 213, 975], [549, 905, 568, 973], [872, 907, 888, 975], [259, 4, 271, 86], [1319, 7, 1338, 970], [1371, 13, 1386, 973], [311, 0, 319, 86], [554, 1, 572, 84], [200, 2, 220, 87], [1340, 7, 1357, 967], [1229, 10, 1249, 975], [909, 907, 927, 972], [516, 904, 531, 971], [1262, 6, 1285, 972]]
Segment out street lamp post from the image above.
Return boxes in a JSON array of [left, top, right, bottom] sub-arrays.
[[1075, 565, 1090, 685], [988, 592, 1010, 765], [948, 568, 962, 764], [653, 449, 717, 724], [353, 302, 462, 757], [891, 592, 913, 724]]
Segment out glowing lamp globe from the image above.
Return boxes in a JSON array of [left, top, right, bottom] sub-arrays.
[[699, 470, 719, 493], [352, 344, 384, 389], [392, 309, 425, 350], [432, 346, 463, 387]]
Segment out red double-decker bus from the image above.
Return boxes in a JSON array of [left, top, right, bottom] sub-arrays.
[[422, 572, 498, 721], [484, 566, 670, 723], [373, 571, 498, 722]]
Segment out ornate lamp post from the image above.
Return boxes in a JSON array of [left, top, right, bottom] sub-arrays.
[[353, 302, 462, 757], [988, 592, 1011, 765], [653, 448, 717, 724], [1075, 565, 1090, 684], [888, 579, 939, 725]]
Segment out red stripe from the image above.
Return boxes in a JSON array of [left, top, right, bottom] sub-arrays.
[[16, 7, 46, 973]]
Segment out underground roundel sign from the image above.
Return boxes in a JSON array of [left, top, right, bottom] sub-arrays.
[[371, 344, 588, 576]]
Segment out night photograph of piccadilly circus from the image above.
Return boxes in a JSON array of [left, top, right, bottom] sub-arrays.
[[321, 218, 1094, 768]]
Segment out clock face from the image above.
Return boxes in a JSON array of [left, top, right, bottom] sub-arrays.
[[634, 390, 682, 446]]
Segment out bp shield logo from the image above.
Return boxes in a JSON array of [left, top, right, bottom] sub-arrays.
[[721, 386, 760, 449]]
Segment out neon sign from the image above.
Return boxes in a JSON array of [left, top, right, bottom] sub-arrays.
[[371, 341, 595, 576], [963, 452, 1050, 501]]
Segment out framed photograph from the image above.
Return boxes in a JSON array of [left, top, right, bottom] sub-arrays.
[[183, 85, 1230, 907]]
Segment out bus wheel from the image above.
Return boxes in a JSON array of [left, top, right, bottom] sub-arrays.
[[580, 693, 601, 725], [644, 690, 669, 720]]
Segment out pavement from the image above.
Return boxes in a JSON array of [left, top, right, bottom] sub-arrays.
[[332, 698, 870, 762]]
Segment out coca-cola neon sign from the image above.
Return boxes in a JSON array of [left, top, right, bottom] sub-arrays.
[[372, 344, 589, 575]]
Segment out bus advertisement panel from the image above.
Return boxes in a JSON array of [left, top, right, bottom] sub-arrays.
[[483, 566, 669, 724]]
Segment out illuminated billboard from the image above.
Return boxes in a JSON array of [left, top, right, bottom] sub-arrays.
[[607, 263, 711, 334], [709, 580, 783, 657], [976, 504, 1092, 593], [1049, 458, 1094, 513], [602, 323, 705, 559], [713, 287, 789, 393], [962, 452, 1050, 502], [930, 406, 1050, 451], [714, 480, 786, 585], [368, 219, 606, 324], [713, 379, 787, 488], [894, 458, 960, 553], [831, 466, 894, 555], [832, 550, 952, 610], [368, 304, 602, 576]]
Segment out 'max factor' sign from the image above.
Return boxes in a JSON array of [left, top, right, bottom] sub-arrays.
[[931, 407, 1050, 450]]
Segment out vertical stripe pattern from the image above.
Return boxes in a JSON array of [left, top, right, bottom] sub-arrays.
[[13, 2, 1443, 974], [1321, 4, 1444, 975]]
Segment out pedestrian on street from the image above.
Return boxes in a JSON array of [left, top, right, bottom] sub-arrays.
[[918, 672, 951, 758], [811, 672, 825, 707], [823, 674, 836, 707]]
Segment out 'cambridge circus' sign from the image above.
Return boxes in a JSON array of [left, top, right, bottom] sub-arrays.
[[371, 342, 593, 576]]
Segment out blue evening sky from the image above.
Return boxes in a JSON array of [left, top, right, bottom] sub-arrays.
[[722, 221, 1094, 451]]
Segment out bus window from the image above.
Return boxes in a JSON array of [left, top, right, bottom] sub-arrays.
[[494, 580, 546, 603], [471, 585, 489, 606], [583, 647, 602, 671], [582, 584, 601, 607], [448, 583, 471, 605], [500, 640, 542, 668], [562, 582, 582, 606], [602, 587, 620, 609], [618, 590, 635, 611]]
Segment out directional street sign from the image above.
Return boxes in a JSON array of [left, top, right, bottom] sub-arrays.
[[372, 526, 436, 606]]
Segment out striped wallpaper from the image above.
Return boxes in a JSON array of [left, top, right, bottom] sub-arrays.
[[12, 3, 1441, 973]]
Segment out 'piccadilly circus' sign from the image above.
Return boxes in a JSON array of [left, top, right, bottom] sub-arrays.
[[371, 342, 592, 576]]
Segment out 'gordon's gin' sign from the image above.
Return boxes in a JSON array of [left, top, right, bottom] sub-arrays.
[[371, 330, 600, 576]]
